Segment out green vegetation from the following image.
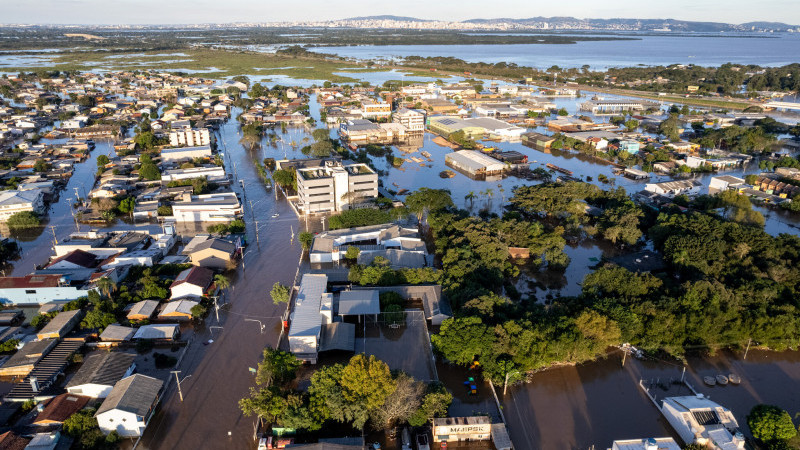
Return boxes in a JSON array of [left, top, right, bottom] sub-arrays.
[[328, 208, 392, 230], [270, 282, 290, 305], [299, 232, 314, 251], [747, 405, 798, 447], [6, 211, 41, 229], [138, 162, 161, 180], [190, 303, 208, 319], [166, 177, 214, 195], [80, 309, 116, 332], [0, 339, 19, 353], [63, 407, 120, 450], [239, 351, 451, 431], [348, 256, 441, 286], [30, 312, 57, 330], [207, 219, 245, 235], [272, 168, 297, 191]]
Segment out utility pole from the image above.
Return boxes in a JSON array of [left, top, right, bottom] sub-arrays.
[[253, 220, 260, 245], [49, 226, 58, 245], [744, 338, 752, 360], [171, 371, 191, 402], [211, 295, 220, 322]]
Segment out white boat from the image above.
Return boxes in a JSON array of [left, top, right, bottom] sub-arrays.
[[660, 395, 745, 449]]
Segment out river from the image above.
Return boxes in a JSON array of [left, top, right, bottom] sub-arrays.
[[320, 33, 800, 69]]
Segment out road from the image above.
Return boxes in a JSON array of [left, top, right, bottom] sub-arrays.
[[137, 113, 303, 449]]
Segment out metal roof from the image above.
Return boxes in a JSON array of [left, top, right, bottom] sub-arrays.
[[288, 274, 327, 339], [66, 352, 136, 388], [319, 323, 355, 352], [338, 290, 379, 316], [133, 324, 178, 340], [99, 324, 136, 342], [95, 374, 163, 417]]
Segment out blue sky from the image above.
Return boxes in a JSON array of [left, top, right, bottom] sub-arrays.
[[2, 0, 799, 25]]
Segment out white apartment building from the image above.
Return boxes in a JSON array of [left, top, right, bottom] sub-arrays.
[[393, 108, 425, 132], [361, 100, 392, 120], [295, 160, 378, 213], [0, 189, 45, 221], [169, 128, 210, 147]]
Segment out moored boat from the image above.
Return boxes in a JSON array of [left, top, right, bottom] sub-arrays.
[[703, 376, 716, 386], [728, 373, 741, 385], [716, 375, 729, 385]]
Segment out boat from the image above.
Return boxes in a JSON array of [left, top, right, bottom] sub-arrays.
[[728, 373, 741, 385], [703, 376, 716, 386], [716, 375, 729, 385], [272, 214, 279, 218], [660, 395, 745, 449]]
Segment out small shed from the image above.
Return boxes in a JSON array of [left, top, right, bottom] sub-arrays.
[[319, 323, 356, 353]]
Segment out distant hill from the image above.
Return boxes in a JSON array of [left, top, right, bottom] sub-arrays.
[[344, 15, 429, 22]]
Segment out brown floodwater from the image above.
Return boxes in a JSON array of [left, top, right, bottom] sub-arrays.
[[502, 348, 800, 450]]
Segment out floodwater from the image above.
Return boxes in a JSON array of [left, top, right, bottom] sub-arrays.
[[321, 33, 800, 70], [503, 349, 800, 450]]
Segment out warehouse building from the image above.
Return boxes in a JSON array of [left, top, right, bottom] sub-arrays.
[[445, 150, 508, 177]]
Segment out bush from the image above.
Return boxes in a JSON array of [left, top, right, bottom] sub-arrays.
[[748, 404, 798, 443], [0, 339, 19, 353], [190, 303, 208, 319], [157, 205, 173, 216], [328, 208, 391, 230], [6, 211, 41, 229], [30, 312, 56, 330]]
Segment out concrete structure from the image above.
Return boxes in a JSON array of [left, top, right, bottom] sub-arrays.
[[0, 275, 90, 305], [393, 108, 425, 132], [310, 224, 424, 264], [161, 166, 227, 184], [95, 374, 163, 437], [445, 150, 508, 177], [171, 192, 242, 222], [168, 128, 210, 147], [159, 145, 212, 163], [295, 160, 378, 213], [288, 274, 329, 362], [644, 180, 702, 198], [432, 416, 491, 443], [66, 352, 136, 398], [0, 189, 45, 221], [579, 99, 659, 114], [660, 395, 744, 450]]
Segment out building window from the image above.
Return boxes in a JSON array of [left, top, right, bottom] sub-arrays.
[[25, 290, 36, 294]]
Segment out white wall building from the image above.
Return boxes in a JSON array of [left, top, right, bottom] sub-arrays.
[[95, 374, 163, 437], [168, 128, 210, 147], [0, 189, 45, 221], [160, 145, 212, 163], [0, 274, 90, 305], [171, 192, 243, 222], [393, 108, 425, 132], [644, 180, 702, 197]]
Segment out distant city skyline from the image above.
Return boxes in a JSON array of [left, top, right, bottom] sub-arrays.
[[2, 0, 799, 25]]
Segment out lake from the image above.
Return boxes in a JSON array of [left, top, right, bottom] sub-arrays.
[[320, 33, 800, 69]]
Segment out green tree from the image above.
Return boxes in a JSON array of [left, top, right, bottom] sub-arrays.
[[747, 405, 798, 443], [345, 246, 361, 260], [214, 274, 230, 291], [6, 211, 41, 229], [96, 154, 110, 166], [299, 232, 314, 250], [256, 348, 301, 387], [405, 188, 453, 220], [95, 277, 117, 298], [339, 354, 397, 428], [118, 197, 135, 215], [623, 119, 639, 131], [33, 159, 51, 173], [139, 163, 160, 180], [190, 303, 208, 319], [270, 282, 290, 305], [658, 115, 681, 141], [80, 310, 117, 331], [63, 407, 120, 450]]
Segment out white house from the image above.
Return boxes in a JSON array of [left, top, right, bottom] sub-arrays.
[[169, 266, 213, 300], [95, 374, 163, 437], [66, 352, 136, 398], [0, 274, 90, 305], [0, 189, 45, 221], [644, 180, 702, 198]]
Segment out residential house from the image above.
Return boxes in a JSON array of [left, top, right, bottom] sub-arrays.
[[98, 325, 136, 346], [187, 238, 237, 270], [157, 300, 198, 321], [36, 309, 84, 340], [169, 266, 213, 300], [126, 300, 160, 321], [132, 324, 179, 341], [0, 275, 90, 305], [66, 352, 136, 398], [95, 374, 163, 437], [32, 394, 91, 425], [644, 180, 702, 197]]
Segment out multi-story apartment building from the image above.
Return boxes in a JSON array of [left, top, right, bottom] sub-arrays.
[[171, 192, 243, 222], [295, 160, 378, 213], [360, 100, 392, 120], [393, 108, 425, 132], [169, 128, 211, 147]]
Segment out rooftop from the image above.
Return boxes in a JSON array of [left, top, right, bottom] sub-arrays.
[[96, 374, 163, 417], [66, 352, 136, 388]]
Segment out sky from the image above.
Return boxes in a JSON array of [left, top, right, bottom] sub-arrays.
[[2, 0, 799, 25]]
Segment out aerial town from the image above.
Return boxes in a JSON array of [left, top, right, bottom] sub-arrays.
[[0, 3, 799, 450]]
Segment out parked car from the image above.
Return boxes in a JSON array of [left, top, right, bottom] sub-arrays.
[[401, 428, 412, 450], [416, 433, 430, 450]]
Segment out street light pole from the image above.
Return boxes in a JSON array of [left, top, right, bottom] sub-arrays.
[[171, 371, 191, 402], [245, 318, 266, 334]]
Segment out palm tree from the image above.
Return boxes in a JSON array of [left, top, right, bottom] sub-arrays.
[[214, 274, 231, 291], [464, 191, 476, 210], [95, 276, 117, 299], [482, 188, 494, 210]]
